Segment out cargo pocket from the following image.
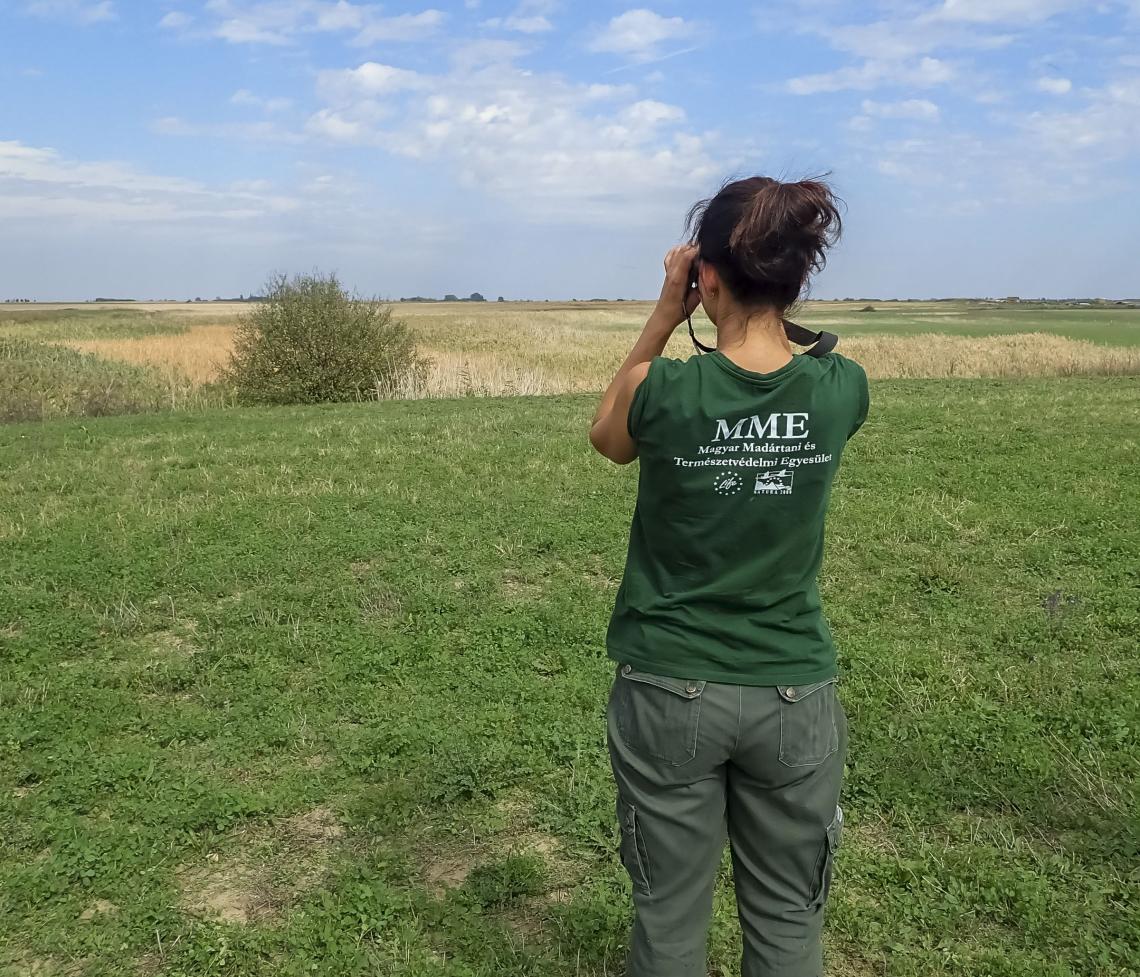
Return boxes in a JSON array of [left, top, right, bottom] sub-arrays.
[[613, 666, 705, 766], [777, 678, 839, 767], [617, 797, 652, 895], [809, 805, 843, 909]]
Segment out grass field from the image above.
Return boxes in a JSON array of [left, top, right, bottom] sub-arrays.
[[2, 302, 1139, 413], [2, 379, 1137, 977]]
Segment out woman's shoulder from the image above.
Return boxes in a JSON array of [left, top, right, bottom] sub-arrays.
[[643, 353, 696, 384], [816, 349, 864, 372], [814, 350, 868, 387]]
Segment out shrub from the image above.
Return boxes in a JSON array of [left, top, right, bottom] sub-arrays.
[[0, 338, 172, 423], [221, 272, 428, 405]]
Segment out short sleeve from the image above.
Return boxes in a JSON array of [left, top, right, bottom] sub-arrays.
[[848, 361, 870, 439], [626, 360, 654, 440]]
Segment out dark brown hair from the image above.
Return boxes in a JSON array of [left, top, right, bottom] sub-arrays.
[[686, 175, 843, 312]]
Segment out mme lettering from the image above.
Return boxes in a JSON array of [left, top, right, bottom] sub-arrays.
[[713, 413, 810, 441]]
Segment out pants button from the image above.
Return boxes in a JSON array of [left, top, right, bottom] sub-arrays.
[[621, 664, 632, 675], [785, 686, 797, 699]]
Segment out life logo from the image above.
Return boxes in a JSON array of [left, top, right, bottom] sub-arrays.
[[712, 470, 744, 496], [754, 469, 794, 495]]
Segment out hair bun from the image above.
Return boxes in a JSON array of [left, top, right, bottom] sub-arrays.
[[686, 176, 843, 310]]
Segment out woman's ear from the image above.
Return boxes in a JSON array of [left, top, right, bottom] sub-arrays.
[[699, 261, 719, 325]]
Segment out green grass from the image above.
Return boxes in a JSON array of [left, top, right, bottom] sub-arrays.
[[800, 302, 1140, 346], [0, 339, 181, 422], [0, 308, 189, 343], [1, 381, 1137, 977]]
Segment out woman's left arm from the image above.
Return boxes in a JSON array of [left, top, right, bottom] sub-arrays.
[[589, 244, 698, 464]]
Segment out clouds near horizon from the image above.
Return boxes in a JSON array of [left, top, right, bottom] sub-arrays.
[[2, 1, 1138, 299]]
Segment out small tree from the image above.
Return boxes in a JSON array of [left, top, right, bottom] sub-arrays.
[[222, 271, 427, 404], [469, 292, 485, 302]]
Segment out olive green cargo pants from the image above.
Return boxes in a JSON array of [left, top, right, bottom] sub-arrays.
[[607, 664, 847, 977]]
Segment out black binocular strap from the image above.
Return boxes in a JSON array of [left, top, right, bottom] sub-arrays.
[[781, 319, 838, 357], [687, 316, 838, 358]]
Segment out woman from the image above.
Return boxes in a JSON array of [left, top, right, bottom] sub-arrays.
[[589, 175, 868, 977]]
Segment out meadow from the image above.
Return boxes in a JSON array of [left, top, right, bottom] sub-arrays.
[[2, 300, 1139, 417], [1, 300, 1138, 976], [2, 376, 1138, 976]]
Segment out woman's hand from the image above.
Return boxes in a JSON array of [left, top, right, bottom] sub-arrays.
[[649, 244, 701, 333]]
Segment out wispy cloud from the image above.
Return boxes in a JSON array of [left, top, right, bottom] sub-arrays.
[[862, 98, 941, 120], [587, 8, 698, 62], [302, 47, 722, 222], [1035, 75, 1072, 94], [25, 0, 114, 25], [787, 57, 955, 94], [482, 0, 556, 34], [192, 1, 446, 46], [0, 139, 297, 222], [152, 116, 303, 144], [158, 10, 192, 30], [230, 89, 293, 112]]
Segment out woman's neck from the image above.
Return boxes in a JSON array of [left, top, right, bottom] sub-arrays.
[[714, 307, 794, 374]]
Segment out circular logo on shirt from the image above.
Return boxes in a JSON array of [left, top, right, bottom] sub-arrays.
[[713, 470, 743, 496]]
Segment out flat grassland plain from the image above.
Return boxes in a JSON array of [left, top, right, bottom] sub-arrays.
[[1, 301, 1138, 976], [2, 300, 1139, 407]]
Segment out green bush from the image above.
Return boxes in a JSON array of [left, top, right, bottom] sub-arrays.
[[0, 338, 174, 422], [222, 272, 428, 405]]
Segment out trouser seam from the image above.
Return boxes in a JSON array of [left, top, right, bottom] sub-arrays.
[[733, 684, 743, 756]]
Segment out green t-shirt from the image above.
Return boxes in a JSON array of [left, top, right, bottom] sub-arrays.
[[606, 348, 869, 686]]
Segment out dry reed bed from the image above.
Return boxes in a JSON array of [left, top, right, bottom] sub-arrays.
[[55, 314, 1140, 399]]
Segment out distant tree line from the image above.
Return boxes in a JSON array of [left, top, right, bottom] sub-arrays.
[[399, 292, 490, 303]]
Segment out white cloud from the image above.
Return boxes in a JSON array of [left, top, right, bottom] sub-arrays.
[[1036, 75, 1073, 94], [931, 0, 1084, 24], [158, 10, 192, 29], [1023, 75, 1140, 156], [0, 139, 297, 222], [317, 62, 426, 101], [482, 0, 556, 33], [231, 89, 293, 112], [821, 17, 1016, 61], [25, 0, 114, 24], [306, 54, 721, 222], [861, 98, 941, 120], [482, 14, 552, 33], [199, 2, 446, 46], [587, 9, 693, 61], [152, 115, 303, 143], [787, 56, 955, 94], [352, 10, 446, 44], [306, 109, 371, 143], [852, 73, 1140, 212]]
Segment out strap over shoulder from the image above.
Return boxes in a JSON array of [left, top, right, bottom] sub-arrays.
[[781, 319, 838, 357], [686, 308, 839, 358]]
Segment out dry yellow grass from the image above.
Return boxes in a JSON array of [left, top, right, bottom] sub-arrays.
[[66, 323, 235, 387], [11, 300, 1140, 397]]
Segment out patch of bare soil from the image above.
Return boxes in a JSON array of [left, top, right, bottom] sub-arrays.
[[177, 806, 346, 925]]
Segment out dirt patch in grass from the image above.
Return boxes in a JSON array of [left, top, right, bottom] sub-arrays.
[[424, 854, 479, 896], [0, 952, 87, 977], [500, 570, 546, 602], [177, 806, 345, 925], [847, 816, 901, 857], [418, 794, 578, 908], [78, 900, 118, 922], [145, 629, 198, 657]]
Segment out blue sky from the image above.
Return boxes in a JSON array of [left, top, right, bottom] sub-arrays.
[[1, 0, 1138, 300]]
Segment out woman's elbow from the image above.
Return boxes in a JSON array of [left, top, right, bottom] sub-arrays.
[[589, 427, 636, 465]]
